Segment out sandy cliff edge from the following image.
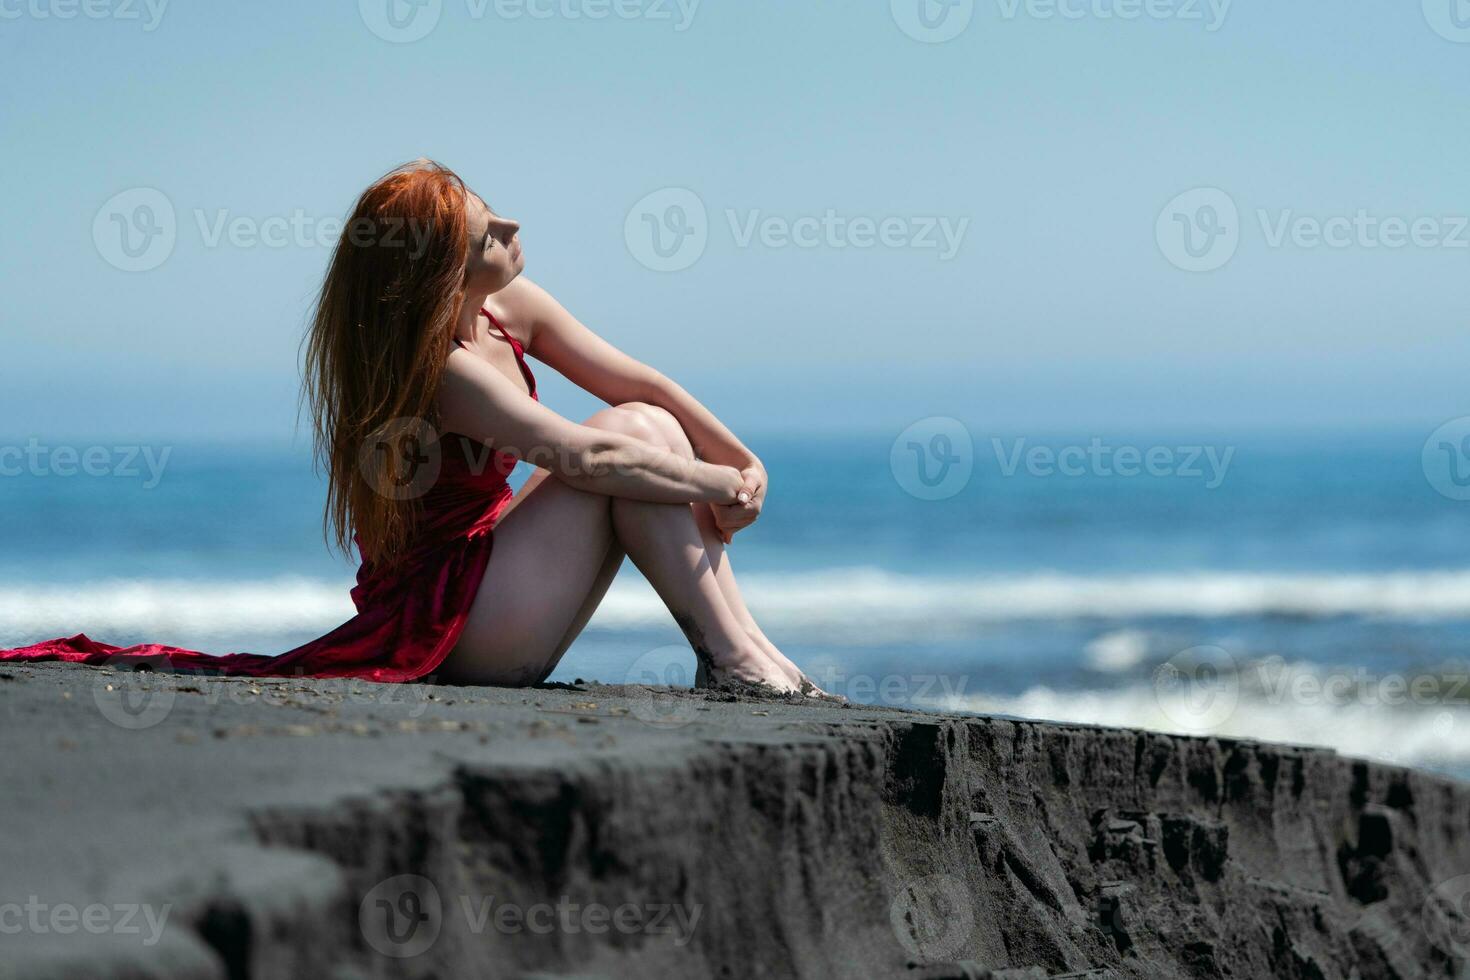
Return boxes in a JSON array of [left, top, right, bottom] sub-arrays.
[[2, 661, 1468, 979]]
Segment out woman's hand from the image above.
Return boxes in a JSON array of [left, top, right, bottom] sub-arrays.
[[709, 461, 766, 544]]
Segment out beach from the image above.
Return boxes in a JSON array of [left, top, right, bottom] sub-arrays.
[[3, 661, 1468, 978], [6, 434, 1470, 783]]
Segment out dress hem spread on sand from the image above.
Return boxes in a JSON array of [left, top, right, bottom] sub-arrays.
[[1, 311, 537, 684]]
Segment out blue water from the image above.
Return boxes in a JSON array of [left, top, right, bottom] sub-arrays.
[[2, 430, 1468, 778]]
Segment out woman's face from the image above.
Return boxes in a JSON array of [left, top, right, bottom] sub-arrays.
[[463, 193, 524, 294]]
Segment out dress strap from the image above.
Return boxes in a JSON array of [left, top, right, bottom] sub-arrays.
[[479, 307, 537, 398], [481, 307, 521, 351]]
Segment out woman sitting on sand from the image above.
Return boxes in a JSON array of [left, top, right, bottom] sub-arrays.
[[2, 160, 823, 696]]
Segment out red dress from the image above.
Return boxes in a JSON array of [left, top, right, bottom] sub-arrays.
[[0, 312, 537, 684]]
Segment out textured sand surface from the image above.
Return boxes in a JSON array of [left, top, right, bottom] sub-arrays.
[[2, 661, 1468, 979]]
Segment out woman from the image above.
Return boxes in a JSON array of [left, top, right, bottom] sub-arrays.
[[2, 160, 823, 696]]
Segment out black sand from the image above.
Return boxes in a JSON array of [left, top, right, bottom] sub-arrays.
[[2, 662, 1468, 978]]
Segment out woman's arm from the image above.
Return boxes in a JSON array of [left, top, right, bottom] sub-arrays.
[[502, 277, 768, 538], [437, 347, 745, 505], [506, 277, 760, 471]]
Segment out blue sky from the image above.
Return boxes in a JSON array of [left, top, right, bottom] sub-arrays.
[[3, 1, 1468, 442]]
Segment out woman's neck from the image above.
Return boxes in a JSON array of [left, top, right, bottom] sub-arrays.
[[454, 291, 489, 341]]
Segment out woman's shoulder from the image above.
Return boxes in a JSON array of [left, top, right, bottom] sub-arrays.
[[481, 275, 544, 348]]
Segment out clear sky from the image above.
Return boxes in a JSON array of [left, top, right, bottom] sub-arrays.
[[3, 1, 1468, 442]]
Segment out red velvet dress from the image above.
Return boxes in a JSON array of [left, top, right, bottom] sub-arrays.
[[0, 313, 537, 683]]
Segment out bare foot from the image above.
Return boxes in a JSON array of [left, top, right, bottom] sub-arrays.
[[744, 628, 844, 701], [695, 644, 802, 695]]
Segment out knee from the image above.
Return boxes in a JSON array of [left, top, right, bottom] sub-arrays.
[[614, 402, 692, 456], [585, 403, 668, 447], [617, 401, 677, 429]]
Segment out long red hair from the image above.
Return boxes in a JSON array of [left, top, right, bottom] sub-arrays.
[[302, 159, 470, 567]]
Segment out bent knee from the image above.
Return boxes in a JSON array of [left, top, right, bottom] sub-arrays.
[[584, 404, 668, 447], [616, 401, 678, 429], [613, 402, 692, 455]]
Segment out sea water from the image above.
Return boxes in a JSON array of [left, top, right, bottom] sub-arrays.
[[2, 430, 1467, 780]]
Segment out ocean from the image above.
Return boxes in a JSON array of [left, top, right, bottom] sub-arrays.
[[3, 429, 1468, 781]]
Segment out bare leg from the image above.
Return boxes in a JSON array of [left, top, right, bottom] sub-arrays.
[[437, 404, 798, 692], [501, 467, 626, 684], [624, 403, 831, 695]]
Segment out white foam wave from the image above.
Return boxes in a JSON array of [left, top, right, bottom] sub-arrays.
[[0, 577, 357, 649], [928, 676, 1470, 772], [1083, 629, 1153, 672], [4, 568, 1470, 650]]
